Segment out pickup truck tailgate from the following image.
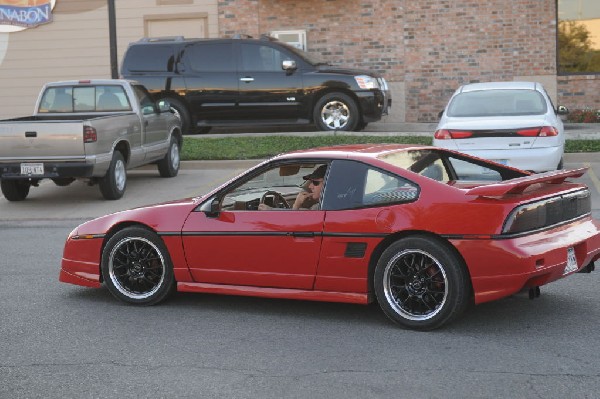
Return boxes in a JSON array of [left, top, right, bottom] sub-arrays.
[[0, 121, 85, 160]]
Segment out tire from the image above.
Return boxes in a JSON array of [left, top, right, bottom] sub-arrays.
[[313, 92, 359, 131], [374, 236, 471, 330], [197, 126, 212, 134], [99, 151, 127, 200], [354, 121, 368, 131], [157, 136, 180, 178], [101, 227, 175, 305], [52, 178, 75, 187], [166, 97, 193, 135], [557, 157, 564, 170], [1, 179, 30, 201]]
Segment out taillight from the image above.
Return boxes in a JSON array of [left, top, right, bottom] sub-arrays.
[[434, 129, 473, 139], [83, 126, 97, 143], [516, 126, 558, 137]]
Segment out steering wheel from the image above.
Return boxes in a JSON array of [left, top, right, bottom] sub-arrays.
[[260, 190, 290, 209]]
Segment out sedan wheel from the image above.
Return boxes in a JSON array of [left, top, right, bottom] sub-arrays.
[[101, 227, 175, 305], [374, 236, 471, 330]]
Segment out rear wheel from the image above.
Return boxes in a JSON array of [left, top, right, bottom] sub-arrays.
[[313, 92, 359, 131], [101, 227, 175, 305], [99, 152, 126, 200], [157, 136, 180, 177], [374, 236, 471, 330], [1, 179, 30, 201]]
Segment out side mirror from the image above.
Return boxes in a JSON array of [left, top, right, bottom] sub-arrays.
[[438, 110, 444, 119], [157, 100, 170, 113], [557, 105, 569, 115], [199, 197, 221, 218], [282, 60, 297, 71]]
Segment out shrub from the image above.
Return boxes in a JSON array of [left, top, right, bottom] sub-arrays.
[[566, 108, 600, 123]]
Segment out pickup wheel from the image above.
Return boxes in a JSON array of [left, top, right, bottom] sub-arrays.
[[157, 136, 180, 178], [99, 151, 127, 200], [1, 179, 30, 201], [166, 97, 193, 135], [313, 92, 359, 131]]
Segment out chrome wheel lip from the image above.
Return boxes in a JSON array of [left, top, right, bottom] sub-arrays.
[[321, 100, 350, 129], [170, 141, 180, 170], [108, 236, 165, 300], [382, 249, 448, 321], [114, 159, 126, 192]]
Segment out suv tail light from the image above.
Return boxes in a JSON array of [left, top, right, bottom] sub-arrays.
[[516, 126, 558, 137], [434, 129, 473, 139], [83, 126, 97, 143]]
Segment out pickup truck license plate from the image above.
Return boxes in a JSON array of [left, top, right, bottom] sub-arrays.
[[563, 247, 578, 275], [20, 163, 44, 175]]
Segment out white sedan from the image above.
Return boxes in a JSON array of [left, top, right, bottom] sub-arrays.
[[433, 81, 569, 172]]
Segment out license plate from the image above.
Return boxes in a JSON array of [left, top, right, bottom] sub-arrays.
[[20, 163, 44, 175], [563, 247, 578, 275]]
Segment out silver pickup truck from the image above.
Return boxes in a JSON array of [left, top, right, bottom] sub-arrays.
[[0, 79, 182, 201]]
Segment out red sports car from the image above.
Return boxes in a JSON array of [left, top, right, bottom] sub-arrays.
[[59, 144, 600, 330]]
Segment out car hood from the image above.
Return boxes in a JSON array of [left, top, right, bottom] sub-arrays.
[[315, 65, 381, 77], [73, 197, 199, 236]]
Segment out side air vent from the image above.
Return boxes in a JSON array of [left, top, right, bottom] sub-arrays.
[[345, 242, 367, 258]]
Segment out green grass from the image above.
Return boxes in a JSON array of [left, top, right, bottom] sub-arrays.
[[181, 135, 600, 160]]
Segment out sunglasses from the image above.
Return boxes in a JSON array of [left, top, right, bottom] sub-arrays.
[[308, 179, 323, 186]]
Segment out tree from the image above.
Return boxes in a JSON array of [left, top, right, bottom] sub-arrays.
[[558, 20, 600, 73]]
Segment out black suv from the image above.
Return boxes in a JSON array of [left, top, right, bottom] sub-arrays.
[[120, 35, 391, 134]]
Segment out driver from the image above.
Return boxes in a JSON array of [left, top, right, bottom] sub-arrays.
[[258, 164, 327, 211]]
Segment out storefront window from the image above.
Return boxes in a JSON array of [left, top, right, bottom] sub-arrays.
[[558, 0, 600, 73]]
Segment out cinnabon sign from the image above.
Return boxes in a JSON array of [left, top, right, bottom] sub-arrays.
[[0, 0, 56, 32]]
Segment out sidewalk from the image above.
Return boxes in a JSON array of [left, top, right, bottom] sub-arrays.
[[202, 122, 600, 139]]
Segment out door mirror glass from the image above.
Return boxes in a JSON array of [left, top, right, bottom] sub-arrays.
[[157, 100, 170, 113]]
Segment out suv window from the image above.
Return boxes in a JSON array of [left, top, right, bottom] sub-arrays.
[[186, 43, 234, 72], [124, 45, 175, 72], [323, 160, 418, 210], [240, 43, 288, 72]]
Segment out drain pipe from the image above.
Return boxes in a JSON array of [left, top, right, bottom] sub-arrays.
[[108, 0, 118, 79]]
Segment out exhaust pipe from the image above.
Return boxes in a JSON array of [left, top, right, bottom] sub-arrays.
[[528, 286, 540, 300], [577, 261, 596, 274]]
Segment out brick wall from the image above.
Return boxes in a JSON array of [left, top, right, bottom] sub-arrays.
[[218, 0, 600, 122], [558, 75, 600, 112]]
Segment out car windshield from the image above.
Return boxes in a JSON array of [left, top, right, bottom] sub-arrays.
[[446, 89, 547, 117]]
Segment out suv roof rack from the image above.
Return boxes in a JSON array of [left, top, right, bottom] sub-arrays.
[[138, 36, 186, 43]]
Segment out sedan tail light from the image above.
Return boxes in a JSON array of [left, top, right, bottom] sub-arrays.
[[83, 126, 97, 143], [434, 129, 473, 139], [516, 126, 558, 137]]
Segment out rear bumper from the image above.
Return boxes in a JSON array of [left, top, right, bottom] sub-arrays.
[[433, 143, 563, 172], [0, 162, 94, 179], [450, 217, 600, 304]]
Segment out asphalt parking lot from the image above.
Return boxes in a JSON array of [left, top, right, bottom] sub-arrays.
[[1, 153, 599, 221]]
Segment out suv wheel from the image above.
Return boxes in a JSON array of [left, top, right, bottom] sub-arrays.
[[166, 97, 193, 135], [1, 179, 30, 201], [314, 92, 358, 131]]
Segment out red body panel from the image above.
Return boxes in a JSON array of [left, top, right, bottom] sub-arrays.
[[58, 144, 600, 312]]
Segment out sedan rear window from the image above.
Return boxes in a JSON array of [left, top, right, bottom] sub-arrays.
[[447, 89, 547, 117]]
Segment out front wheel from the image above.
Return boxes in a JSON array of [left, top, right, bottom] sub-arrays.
[[101, 227, 175, 305], [99, 151, 126, 200], [1, 179, 30, 201], [166, 97, 193, 135], [374, 236, 471, 330], [313, 92, 359, 131], [157, 136, 180, 177]]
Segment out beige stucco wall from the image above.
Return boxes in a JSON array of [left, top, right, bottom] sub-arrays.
[[0, 0, 217, 119]]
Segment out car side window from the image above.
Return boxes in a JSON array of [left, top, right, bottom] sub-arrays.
[[323, 160, 418, 210], [240, 44, 287, 72], [132, 85, 156, 114], [186, 43, 234, 72]]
